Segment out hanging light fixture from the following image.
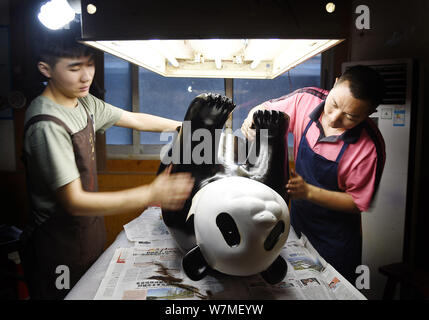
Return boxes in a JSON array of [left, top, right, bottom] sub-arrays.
[[76, 1, 346, 79], [83, 38, 342, 79], [37, 0, 79, 30]]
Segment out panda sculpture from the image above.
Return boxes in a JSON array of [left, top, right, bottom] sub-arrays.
[[158, 93, 290, 284]]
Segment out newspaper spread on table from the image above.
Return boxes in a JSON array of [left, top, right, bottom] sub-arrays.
[[95, 207, 366, 300]]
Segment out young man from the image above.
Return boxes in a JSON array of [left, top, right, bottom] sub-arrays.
[[22, 36, 194, 299], [241, 65, 386, 284]]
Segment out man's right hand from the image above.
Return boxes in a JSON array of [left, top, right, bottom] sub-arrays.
[[149, 166, 195, 211], [241, 116, 256, 141]]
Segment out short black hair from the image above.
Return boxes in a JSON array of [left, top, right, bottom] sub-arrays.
[[37, 29, 94, 67], [336, 65, 385, 109]]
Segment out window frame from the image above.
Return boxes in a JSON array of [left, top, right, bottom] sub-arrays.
[[106, 64, 231, 160]]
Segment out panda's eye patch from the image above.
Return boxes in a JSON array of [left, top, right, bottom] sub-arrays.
[[216, 212, 240, 247], [264, 221, 285, 251]]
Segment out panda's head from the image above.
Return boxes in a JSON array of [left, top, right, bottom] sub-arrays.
[[183, 176, 289, 279]]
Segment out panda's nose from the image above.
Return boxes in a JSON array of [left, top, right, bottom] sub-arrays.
[[252, 210, 277, 227]]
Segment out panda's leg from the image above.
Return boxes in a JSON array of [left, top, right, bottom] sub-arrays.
[[238, 110, 290, 202], [182, 246, 210, 281], [260, 255, 288, 285]]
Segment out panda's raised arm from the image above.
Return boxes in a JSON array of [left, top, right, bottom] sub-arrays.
[[236, 110, 290, 201], [157, 93, 236, 253]]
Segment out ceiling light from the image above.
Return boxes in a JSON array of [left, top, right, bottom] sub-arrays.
[[82, 38, 343, 79], [38, 0, 76, 30], [250, 59, 261, 70], [86, 3, 97, 14], [215, 57, 222, 70], [326, 2, 335, 13]]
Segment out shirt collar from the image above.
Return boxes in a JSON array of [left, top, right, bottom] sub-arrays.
[[309, 101, 364, 144]]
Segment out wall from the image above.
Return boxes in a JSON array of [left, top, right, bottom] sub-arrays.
[[0, 0, 15, 172], [99, 159, 159, 247], [349, 0, 429, 299]]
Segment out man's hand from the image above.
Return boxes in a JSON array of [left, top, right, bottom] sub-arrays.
[[285, 169, 361, 213], [241, 116, 256, 141], [240, 104, 267, 140], [286, 169, 310, 199], [57, 166, 194, 216], [149, 166, 195, 211]]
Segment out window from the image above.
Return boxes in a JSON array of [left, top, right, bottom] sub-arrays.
[[138, 68, 224, 145], [104, 53, 132, 145], [232, 55, 321, 160], [104, 53, 320, 159], [232, 55, 321, 132]]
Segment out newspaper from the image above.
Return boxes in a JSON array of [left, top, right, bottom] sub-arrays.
[[95, 207, 366, 300], [123, 206, 171, 242]]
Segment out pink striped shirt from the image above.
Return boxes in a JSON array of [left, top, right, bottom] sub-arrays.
[[264, 87, 386, 212]]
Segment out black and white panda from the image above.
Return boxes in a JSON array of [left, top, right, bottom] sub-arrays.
[[158, 93, 290, 284]]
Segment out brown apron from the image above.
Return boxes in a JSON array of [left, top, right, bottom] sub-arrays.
[[22, 107, 106, 299]]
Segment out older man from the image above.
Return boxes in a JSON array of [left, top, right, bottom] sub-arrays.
[[241, 65, 386, 284]]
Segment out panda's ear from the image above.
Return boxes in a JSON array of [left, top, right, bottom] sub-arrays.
[[260, 255, 288, 285], [182, 246, 210, 281]]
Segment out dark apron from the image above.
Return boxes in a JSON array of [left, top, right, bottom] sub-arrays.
[[22, 107, 106, 299], [290, 119, 362, 284]]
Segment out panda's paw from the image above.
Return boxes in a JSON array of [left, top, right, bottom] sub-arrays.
[[213, 94, 236, 120], [252, 110, 288, 137], [205, 93, 236, 128], [185, 93, 236, 128], [182, 246, 210, 281]]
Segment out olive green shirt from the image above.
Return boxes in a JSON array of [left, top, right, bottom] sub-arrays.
[[24, 93, 123, 225]]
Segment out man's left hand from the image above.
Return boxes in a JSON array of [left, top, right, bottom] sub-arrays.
[[286, 169, 310, 199]]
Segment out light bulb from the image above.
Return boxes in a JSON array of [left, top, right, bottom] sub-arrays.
[[326, 2, 335, 13], [38, 0, 76, 30]]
